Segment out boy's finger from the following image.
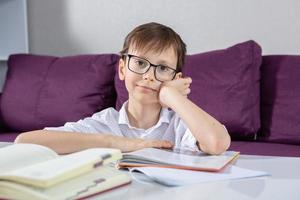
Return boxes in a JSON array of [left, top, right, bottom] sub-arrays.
[[185, 88, 191, 95], [184, 77, 192, 84], [162, 140, 174, 147]]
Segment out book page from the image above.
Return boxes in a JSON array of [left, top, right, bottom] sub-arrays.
[[122, 148, 239, 171], [0, 144, 58, 174]]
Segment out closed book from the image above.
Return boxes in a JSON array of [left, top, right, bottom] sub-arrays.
[[0, 166, 131, 200]]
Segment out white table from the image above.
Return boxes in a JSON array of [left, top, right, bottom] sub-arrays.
[[1, 142, 299, 200], [95, 154, 300, 200]]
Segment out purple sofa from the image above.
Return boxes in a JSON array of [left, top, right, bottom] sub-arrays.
[[1, 41, 299, 157]]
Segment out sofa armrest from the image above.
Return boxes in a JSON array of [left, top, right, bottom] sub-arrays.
[[0, 93, 13, 134], [0, 93, 6, 132]]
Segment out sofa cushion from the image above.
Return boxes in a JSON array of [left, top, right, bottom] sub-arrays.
[[259, 55, 300, 144], [115, 41, 262, 140], [1, 54, 118, 131], [229, 141, 300, 157], [183, 41, 262, 140]]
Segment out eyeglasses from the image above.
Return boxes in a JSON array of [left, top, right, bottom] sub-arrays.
[[123, 54, 177, 82]]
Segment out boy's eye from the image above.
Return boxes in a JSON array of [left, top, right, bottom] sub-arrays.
[[134, 59, 147, 68], [158, 65, 171, 72]]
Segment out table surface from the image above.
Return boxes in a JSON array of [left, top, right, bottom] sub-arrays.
[[1, 142, 300, 200]]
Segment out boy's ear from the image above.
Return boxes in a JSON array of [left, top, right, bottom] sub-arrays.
[[118, 58, 126, 80], [175, 72, 182, 79]]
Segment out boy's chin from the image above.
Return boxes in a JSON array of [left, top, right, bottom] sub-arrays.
[[132, 94, 160, 105]]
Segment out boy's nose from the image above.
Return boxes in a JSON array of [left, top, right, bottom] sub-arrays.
[[142, 67, 155, 81]]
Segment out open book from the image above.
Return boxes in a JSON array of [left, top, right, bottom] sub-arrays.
[[118, 148, 240, 172], [0, 143, 123, 188], [0, 143, 131, 199]]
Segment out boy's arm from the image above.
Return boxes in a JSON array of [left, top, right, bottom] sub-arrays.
[[15, 130, 173, 154], [159, 78, 231, 155]]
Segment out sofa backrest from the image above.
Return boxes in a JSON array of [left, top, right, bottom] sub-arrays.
[[1, 41, 299, 146], [0, 54, 118, 132]]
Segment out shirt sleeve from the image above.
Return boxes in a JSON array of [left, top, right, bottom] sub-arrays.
[[44, 108, 116, 134], [180, 128, 199, 151], [172, 113, 199, 151]]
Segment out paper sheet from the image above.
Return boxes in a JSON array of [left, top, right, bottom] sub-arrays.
[[130, 165, 270, 186]]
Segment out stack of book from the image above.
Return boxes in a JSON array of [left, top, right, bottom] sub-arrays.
[[0, 144, 131, 200]]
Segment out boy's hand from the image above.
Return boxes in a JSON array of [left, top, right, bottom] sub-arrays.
[[108, 135, 173, 152], [159, 77, 192, 108]]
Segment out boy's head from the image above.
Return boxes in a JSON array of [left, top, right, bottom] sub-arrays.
[[119, 22, 187, 105], [120, 22, 186, 71]]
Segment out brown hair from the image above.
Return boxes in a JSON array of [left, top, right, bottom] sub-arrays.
[[120, 22, 186, 71]]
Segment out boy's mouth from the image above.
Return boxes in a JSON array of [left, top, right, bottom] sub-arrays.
[[136, 85, 158, 92]]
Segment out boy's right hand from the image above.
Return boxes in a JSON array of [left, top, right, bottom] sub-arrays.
[[159, 77, 192, 108], [107, 135, 173, 152]]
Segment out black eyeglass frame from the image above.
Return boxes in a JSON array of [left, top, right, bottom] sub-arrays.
[[122, 53, 178, 82]]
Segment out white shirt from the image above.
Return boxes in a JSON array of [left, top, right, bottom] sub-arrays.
[[45, 102, 199, 150]]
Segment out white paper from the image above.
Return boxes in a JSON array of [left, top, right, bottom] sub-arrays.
[[130, 165, 270, 186]]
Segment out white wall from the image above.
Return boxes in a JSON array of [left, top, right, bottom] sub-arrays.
[[27, 0, 300, 56], [1, 0, 300, 91], [0, 0, 28, 60]]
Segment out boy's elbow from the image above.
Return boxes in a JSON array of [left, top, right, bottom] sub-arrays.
[[200, 134, 231, 155], [213, 139, 231, 155], [211, 128, 231, 155]]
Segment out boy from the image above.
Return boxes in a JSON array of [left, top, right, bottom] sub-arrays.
[[15, 22, 231, 155]]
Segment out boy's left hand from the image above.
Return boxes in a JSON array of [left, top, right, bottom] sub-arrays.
[[159, 77, 192, 108]]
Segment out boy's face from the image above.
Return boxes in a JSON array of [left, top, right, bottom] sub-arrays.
[[119, 47, 179, 105]]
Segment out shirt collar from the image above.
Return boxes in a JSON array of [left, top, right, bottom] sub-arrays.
[[118, 101, 170, 128], [118, 101, 130, 125]]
